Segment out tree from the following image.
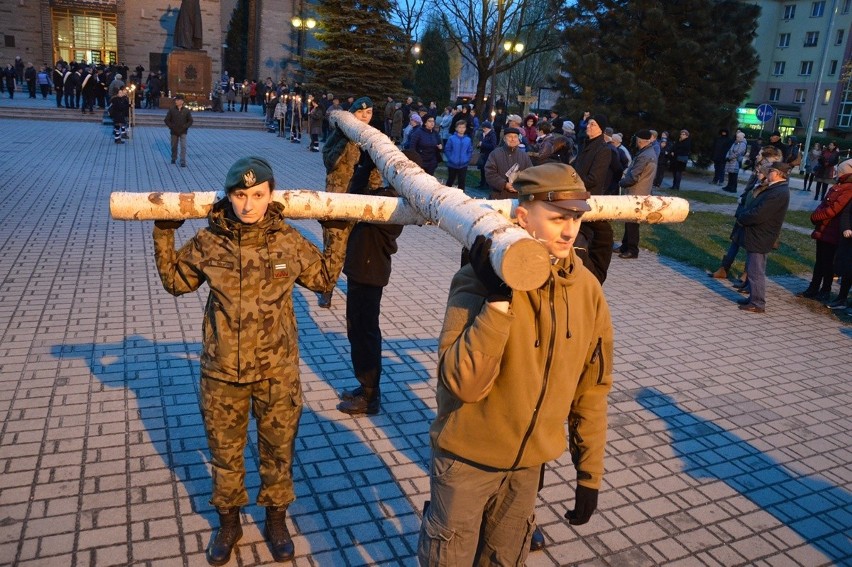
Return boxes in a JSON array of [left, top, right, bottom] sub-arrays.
[[304, 0, 411, 125], [414, 26, 451, 108], [223, 0, 248, 80], [436, 0, 560, 114], [555, 0, 760, 158]]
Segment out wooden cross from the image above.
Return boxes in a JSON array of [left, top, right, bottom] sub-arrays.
[[516, 86, 537, 118]]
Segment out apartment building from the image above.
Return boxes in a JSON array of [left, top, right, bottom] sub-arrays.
[[743, 0, 852, 138]]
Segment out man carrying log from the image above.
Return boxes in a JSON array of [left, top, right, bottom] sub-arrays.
[[151, 156, 348, 565], [318, 96, 383, 308], [417, 162, 614, 565]]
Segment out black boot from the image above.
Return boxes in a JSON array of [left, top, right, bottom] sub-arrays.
[[265, 506, 295, 562], [206, 507, 242, 566], [337, 387, 380, 415], [340, 385, 364, 400], [797, 285, 819, 299]]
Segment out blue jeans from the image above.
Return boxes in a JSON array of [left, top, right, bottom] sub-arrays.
[[745, 251, 767, 308]]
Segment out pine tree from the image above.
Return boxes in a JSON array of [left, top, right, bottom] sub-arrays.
[[556, 0, 760, 157], [304, 0, 410, 124], [223, 0, 248, 80], [414, 26, 451, 109]]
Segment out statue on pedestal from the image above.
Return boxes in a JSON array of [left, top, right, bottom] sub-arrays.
[[174, 0, 203, 50]]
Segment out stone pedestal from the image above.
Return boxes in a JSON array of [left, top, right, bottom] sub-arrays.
[[167, 49, 212, 106]]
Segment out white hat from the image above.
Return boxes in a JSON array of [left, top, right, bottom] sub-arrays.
[[837, 158, 852, 177]]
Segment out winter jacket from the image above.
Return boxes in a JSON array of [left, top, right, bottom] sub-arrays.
[[484, 144, 533, 199], [810, 176, 852, 244], [391, 109, 404, 139], [164, 105, 193, 136], [815, 149, 840, 180], [108, 95, 129, 123], [670, 137, 692, 172], [431, 247, 613, 488], [409, 126, 443, 173], [725, 140, 747, 174], [153, 200, 346, 384], [444, 133, 473, 169], [619, 144, 657, 196], [343, 185, 403, 287], [308, 104, 324, 136], [735, 180, 791, 253], [573, 134, 611, 195], [477, 129, 497, 166]]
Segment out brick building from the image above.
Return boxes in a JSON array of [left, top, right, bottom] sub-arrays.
[[0, 0, 317, 85]]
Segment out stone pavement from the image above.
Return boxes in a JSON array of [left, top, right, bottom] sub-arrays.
[[0, 111, 850, 567]]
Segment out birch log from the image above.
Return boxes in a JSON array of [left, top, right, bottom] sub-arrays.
[[109, 191, 688, 225]]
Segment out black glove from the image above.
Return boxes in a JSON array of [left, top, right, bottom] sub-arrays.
[[565, 485, 598, 525], [468, 235, 512, 302], [154, 219, 184, 231]]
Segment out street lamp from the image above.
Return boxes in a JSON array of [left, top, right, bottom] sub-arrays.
[[291, 14, 317, 63], [503, 41, 524, 109]]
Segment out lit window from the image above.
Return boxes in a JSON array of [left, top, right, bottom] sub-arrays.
[[770, 88, 781, 102], [779, 33, 791, 47], [800, 61, 814, 75], [805, 31, 819, 46], [812, 1, 826, 17], [818, 118, 825, 132], [824, 89, 832, 104], [774, 61, 786, 75], [51, 7, 118, 65], [794, 89, 808, 103]]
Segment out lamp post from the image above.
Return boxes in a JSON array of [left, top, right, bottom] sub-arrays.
[[489, 0, 504, 120], [291, 14, 317, 63], [503, 40, 523, 109]]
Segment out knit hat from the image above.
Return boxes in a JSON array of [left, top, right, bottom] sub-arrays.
[[410, 113, 422, 125], [838, 158, 852, 177], [563, 120, 575, 132], [635, 129, 652, 141], [350, 96, 373, 112], [224, 156, 274, 193], [515, 163, 591, 212], [589, 114, 608, 131]]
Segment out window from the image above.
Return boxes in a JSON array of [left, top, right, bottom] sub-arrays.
[[769, 88, 781, 102], [800, 61, 814, 75], [805, 31, 819, 46], [794, 89, 808, 103], [830, 59, 839, 75], [812, 1, 826, 16], [779, 33, 791, 47], [774, 61, 786, 75], [844, 0, 851, 14], [51, 7, 118, 66], [824, 89, 832, 104], [837, 29, 845, 45], [784, 4, 796, 19], [818, 118, 826, 132]]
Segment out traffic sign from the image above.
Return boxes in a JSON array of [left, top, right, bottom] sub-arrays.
[[756, 104, 775, 123]]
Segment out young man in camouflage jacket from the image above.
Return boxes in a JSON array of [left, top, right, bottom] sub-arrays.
[[152, 156, 348, 565]]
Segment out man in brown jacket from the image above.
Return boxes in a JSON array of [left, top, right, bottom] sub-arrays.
[[418, 163, 614, 565]]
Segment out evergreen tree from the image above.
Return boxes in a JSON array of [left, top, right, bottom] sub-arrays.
[[414, 26, 451, 109], [223, 0, 248, 80], [556, 0, 760, 157], [305, 0, 410, 125]]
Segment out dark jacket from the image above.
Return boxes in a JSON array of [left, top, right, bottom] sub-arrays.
[[670, 137, 692, 172], [735, 180, 791, 253], [573, 134, 611, 195], [343, 186, 403, 287], [108, 95, 130, 123], [605, 144, 625, 195], [164, 105, 193, 136], [835, 198, 852, 278], [409, 126, 443, 173], [477, 129, 497, 166], [484, 144, 533, 199]]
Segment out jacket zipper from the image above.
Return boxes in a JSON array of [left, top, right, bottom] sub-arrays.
[[511, 276, 557, 469], [591, 337, 604, 385]]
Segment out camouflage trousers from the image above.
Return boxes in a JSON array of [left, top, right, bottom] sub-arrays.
[[200, 374, 302, 508]]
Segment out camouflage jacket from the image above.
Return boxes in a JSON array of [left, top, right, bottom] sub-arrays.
[[323, 126, 382, 193], [153, 199, 346, 384]]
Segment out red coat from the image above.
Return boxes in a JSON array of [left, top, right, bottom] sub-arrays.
[[811, 175, 852, 244]]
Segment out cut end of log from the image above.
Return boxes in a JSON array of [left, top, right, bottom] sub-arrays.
[[501, 238, 552, 291]]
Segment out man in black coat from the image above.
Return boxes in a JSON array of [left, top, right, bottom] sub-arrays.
[[572, 114, 615, 284], [336, 150, 424, 416], [734, 162, 791, 313], [164, 94, 193, 166], [53, 64, 65, 107], [711, 129, 733, 185]]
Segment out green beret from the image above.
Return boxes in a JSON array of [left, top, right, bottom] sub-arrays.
[[224, 156, 274, 192], [350, 97, 373, 112], [515, 163, 591, 212]]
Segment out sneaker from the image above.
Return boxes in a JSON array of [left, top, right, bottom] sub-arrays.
[[827, 298, 849, 310]]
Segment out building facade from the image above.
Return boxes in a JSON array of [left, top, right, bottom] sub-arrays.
[[0, 0, 317, 86], [743, 0, 852, 138]]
